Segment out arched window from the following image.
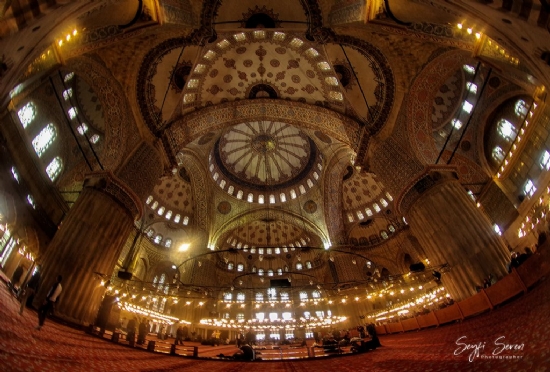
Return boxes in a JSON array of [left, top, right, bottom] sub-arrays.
[[299, 291, 308, 300], [305, 261, 312, 269], [466, 82, 477, 94], [463, 65, 475, 74], [267, 287, 277, 300], [64, 72, 75, 82], [296, 262, 303, 270], [256, 292, 264, 302], [151, 201, 158, 210], [312, 290, 321, 298], [515, 100, 528, 118], [46, 157, 63, 181], [32, 123, 57, 157], [258, 268, 264, 276], [381, 231, 389, 239], [237, 293, 245, 302], [237, 263, 244, 272], [497, 119, 517, 142], [63, 88, 73, 101], [280, 292, 289, 301], [224, 292, 232, 301], [227, 262, 234, 270], [18, 102, 36, 128], [159, 298, 168, 313], [492, 146, 505, 163], [267, 269, 274, 276], [154, 234, 162, 244], [146, 228, 155, 238], [174, 214, 181, 223], [68, 107, 78, 120], [157, 206, 165, 216], [277, 268, 283, 275], [146, 196, 153, 204], [165, 210, 172, 220], [524, 179, 536, 198], [164, 239, 172, 248], [541, 150, 550, 170]]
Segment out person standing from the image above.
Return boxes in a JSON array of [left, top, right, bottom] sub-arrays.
[[19, 266, 41, 315], [126, 317, 137, 343], [137, 318, 147, 345], [11, 265, 24, 290], [35, 275, 62, 330]]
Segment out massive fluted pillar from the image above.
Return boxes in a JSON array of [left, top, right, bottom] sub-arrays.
[[35, 142, 162, 325], [402, 169, 509, 300], [370, 138, 509, 301]]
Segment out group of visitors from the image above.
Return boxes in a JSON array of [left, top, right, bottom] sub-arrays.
[[508, 247, 534, 273]]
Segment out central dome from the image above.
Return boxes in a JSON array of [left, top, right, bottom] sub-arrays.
[[209, 121, 323, 203]]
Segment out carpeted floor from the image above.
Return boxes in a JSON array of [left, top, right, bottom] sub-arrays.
[[1, 271, 549, 372]]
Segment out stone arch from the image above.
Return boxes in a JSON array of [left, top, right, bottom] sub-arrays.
[[210, 208, 329, 249], [176, 149, 209, 231], [323, 145, 356, 245], [164, 99, 361, 160], [406, 49, 471, 164], [474, 88, 529, 175], [64, 56, 138, 172]]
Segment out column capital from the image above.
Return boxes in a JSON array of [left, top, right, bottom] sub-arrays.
[[397, 165, 459, 215], [83, 171, 143, 220]]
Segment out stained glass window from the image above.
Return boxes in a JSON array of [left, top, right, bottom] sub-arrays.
[[515, 100, 528, 118], [46, 156, 63, 181], [32, 123, 57, 157], [18, 102, 36, 128], [64, 72, 75, 82], [90, 134, 100, 144], [492, 146, 505, 162], [68, 107, 78, 120], [63, 88, 73, 101], [77, 123, 88, 135], [497, 119, 517, 142]]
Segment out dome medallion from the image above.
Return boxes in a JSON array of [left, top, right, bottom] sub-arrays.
[[210, 121, 323, 204]]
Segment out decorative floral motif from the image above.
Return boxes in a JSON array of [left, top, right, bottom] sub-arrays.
[[236, 47, 247, 54], [223, 75, 233, 83], [275, 47, 286, 54], [306, 70, 315, 78], [238, 71, 248, 81], [243, 59, 253, 68], [287, 59, 300, 69], [217, 201, 232, 214], [255, 45, 267, 61], [208, 85, 222, 95], [291, 75, 301, 84], [209, 69, 218, 78], [270, 59, 280, 68], [303, 200, 318, 213], [224, 58, 236, 69], [257, 65, 266, 76], [302, 84, 316, 94]]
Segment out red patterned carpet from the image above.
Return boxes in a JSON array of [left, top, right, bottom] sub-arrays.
[[1, 272, 549, 372]]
